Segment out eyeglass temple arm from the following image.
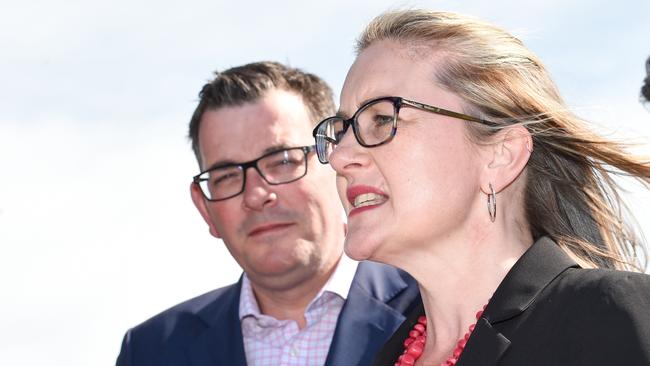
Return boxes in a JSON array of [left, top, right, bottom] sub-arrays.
[[402, 99, 497, 126]]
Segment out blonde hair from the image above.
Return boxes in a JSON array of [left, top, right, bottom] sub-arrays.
[[357, 10, 649, 271]]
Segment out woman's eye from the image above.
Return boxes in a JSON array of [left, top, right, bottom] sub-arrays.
[[373, 114, 394, 126]]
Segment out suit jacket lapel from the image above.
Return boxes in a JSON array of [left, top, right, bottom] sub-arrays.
[[486, 237, 578, 323], [457, 318, 510, 365], [188, 278, 247, 366], [325, 262, 412, 366], [185, 263, 415, 366], [458, 237, 579, 366]]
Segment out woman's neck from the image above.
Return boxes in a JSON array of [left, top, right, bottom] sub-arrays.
[[403, 230, 532, 365]]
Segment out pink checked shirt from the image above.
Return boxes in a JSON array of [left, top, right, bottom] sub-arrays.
[[239, 255, 358, 366]]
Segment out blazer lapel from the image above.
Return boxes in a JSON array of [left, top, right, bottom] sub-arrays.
[[485, 237, 579, 324], [325, 262, 413, 366], [457, 318, 510, 366], [188, 279, 247, 366], [458, 237, 579, 366]]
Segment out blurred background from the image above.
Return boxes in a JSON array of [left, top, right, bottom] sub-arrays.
[[1, 0, 649, 365]]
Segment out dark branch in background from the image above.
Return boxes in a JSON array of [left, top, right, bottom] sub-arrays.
[[642, 56, 650, 103]]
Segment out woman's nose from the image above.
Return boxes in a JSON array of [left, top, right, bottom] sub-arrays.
[[329, 127, 370, 175]]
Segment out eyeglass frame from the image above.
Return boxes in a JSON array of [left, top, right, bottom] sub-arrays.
[[192, 145, 315, 201], [312, 96, 497, 164]]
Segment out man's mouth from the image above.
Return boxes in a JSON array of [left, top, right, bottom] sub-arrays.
[[248, 223, 294, 236]]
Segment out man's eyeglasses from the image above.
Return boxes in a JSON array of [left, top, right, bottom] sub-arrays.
[[312, 96, 496, 164], [193, 146, 315, 201]]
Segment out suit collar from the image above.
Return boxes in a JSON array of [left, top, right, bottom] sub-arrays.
[[188, 277, 247, 366], [185, 262, 415, 366], [350, 260, 412, 303], [485, 236, 579, 324], [458, 236, 579, 365], [325, 261, 414, 366], [459, 318, 511, 365]]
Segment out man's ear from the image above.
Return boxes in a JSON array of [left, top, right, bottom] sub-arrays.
[[481, 124, 533, 194], [190, 183, 222, 238]]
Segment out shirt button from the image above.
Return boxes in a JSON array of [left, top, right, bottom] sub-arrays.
[[290, 346, 298, 357]]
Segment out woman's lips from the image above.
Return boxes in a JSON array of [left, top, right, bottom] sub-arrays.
[[346, 185, 388, 217]]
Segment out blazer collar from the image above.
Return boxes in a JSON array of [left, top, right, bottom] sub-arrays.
[[485, 236, 579, 324], [325, 261, 415, 366], [458, 236, 579, 365], [188, 277, 247, 366], [185, 262, 414, 366]]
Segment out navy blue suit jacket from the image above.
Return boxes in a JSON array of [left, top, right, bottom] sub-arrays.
[[117, 261, 419, 366]]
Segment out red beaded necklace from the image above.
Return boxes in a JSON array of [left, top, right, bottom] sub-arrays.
[[395, 304, 486, 366]]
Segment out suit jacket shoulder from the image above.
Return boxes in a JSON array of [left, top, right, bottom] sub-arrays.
[[545, 267, 650, 350], [116, 281, 245, 366], [117, 261, 420, 366], [465, 238, 650, 366]]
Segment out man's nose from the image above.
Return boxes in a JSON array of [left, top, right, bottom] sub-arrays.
[[241, 167, 277, 211]]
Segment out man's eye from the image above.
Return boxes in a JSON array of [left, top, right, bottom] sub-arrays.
[[212, 172, 239, 185], [270, 157, 300, 167]]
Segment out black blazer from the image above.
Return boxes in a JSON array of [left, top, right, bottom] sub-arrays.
[[116, 261, 420, 366], [373, 237, 650, 365]]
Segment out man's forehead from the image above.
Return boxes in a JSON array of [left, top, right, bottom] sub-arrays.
[[201, 142, 300, 171], [198, 91, 314, 168]]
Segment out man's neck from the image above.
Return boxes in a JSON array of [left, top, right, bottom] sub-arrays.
[[249, 258, 341, 329]]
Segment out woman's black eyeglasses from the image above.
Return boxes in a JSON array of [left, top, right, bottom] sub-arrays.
[[312, 96, 496, 164]]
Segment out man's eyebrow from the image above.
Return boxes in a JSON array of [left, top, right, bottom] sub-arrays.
[[203, 159, 238, 172], [261, 143, 292, 155], [203, 144, 293, 172]]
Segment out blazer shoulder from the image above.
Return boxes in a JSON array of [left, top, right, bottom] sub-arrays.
[[133, 282, 240, 334], [557, 267, 650, 299], [545, 268, 650, 362], [117, 281, 242, 366], [550, 268, 650, 334]]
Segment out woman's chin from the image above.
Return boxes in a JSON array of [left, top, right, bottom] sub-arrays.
[[344, 236, 378, 262]]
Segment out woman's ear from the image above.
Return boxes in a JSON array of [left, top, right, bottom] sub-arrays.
[[481, 124, 532, 194]]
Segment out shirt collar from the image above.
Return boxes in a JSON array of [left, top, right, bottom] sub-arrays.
[[238, 254, 358, 320], [321, 253, 358, 301]]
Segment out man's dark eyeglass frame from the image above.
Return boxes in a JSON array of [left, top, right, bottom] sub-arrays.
[[312, 96, 497, 164], [192, 145, 315, 201]]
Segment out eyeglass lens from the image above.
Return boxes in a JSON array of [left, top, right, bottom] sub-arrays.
[[315, 99, 396, 163], [198, 148, 308, 200]]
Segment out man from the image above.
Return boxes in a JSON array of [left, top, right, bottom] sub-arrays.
[[116, 61, 419, 366]]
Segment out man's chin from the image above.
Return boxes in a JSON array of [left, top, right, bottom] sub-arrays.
[[246, 261, 314, 288]]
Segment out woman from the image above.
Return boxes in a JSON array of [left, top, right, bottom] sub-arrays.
[[313, 10, 650, 366]]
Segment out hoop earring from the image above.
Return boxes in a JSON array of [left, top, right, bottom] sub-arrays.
[[487, 183, 497, 223]]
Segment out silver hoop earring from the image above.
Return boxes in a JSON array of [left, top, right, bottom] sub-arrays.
[[487, 183, 497, 223]]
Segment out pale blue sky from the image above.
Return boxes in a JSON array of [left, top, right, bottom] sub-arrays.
[[1, 1, 649, 365]]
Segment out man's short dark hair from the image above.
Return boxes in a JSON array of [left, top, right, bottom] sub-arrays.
[[188, 61, 335, 166]]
